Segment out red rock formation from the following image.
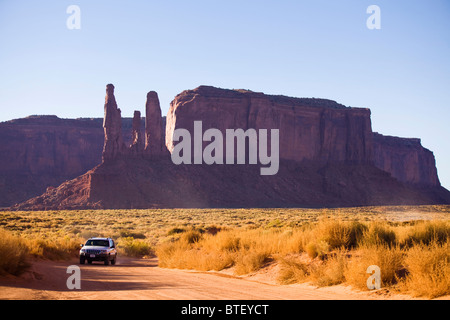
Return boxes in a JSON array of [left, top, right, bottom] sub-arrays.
[[5, 85, 450, 210], [373, 133, 440, 187], [102, 84, 126, 162], [145, 91, 168, 157], [129, 111, 144, 156], [0, 116, 104, 207], [12, 157, 450, 211], [0, 84, 169, 207], [166, 86, 373, 165], [0, 115, 147, 207]]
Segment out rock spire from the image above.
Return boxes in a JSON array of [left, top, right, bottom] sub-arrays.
[[102, 84, 125, 161], [102, 85, 168, 162]]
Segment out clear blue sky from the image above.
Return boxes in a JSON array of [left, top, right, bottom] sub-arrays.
[[1, 0, 449, 189]]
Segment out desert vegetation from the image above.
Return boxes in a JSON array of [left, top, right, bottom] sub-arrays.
[[0, 205, 449, 298], [157, 218, 449, 298]]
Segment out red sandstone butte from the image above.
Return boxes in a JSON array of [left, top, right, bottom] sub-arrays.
[[166, 86, 372, 165], [5, 85, 450, 210]]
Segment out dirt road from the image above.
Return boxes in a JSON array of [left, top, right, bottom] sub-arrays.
[[0, 257, 421, 300]]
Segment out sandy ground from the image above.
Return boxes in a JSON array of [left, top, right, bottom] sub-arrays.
[[0, 257, 444, 300]]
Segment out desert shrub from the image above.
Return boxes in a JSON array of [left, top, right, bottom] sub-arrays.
[[79, 230, 104, 240], [118, 229, 146, 239], [202, 231, 241, 252], [347, 221, 367, 248], [167, 227, 185, 236], [27, 236, 82, 260], [403, 221, 449, 247], [277, 257, 310, 284], [234, 249, 271, 275], [344, 244, 404, 290], [275, 227, 313, 255], [156, 240, 234, 271], [156, 241, 188, 268], [158, 228, 275, 273], [311, 218, 367, 250], [204, 225, 222, 235], [314, 218, 352, 249], [193, 250, 235, 271], [155, 218, 450, 298], [305, 241, 329, 260], [309, 250, 348, 287], [401, 241, 450, 298], [0, 228, 30, 275], [360, 222, 396, 247], [180, 229, 203, 244], [266, 219, 284, 228], [119, 237, 153, 257]]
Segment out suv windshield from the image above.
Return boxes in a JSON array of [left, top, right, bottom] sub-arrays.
[[85, 239, 109, 247]]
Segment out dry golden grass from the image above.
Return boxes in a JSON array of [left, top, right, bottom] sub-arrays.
[[400, 241, 450, 298], [155, 217, 450, 298], [0, 228, 30, 276], [309, 249, 348, 287], [1, 205, 448, 246], [344, 244, 405, 289], [277, 256, 310, 284], [0, 205, 449, 298], [26, 236, 83, 260], [119, 237, 154, 257]]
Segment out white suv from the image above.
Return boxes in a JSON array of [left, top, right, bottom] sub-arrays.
[[79, 237, 117, 265]]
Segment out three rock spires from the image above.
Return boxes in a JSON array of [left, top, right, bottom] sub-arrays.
[[102, 84, 167, 162]]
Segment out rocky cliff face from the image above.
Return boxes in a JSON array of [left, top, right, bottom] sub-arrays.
[[373, 133, 440, 187], [0, 115, 145, 207], [15, 157, 448, 210], [0, 115, 104, 207], [3, 85, 450, 209], [166, 86, 373, 165]]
